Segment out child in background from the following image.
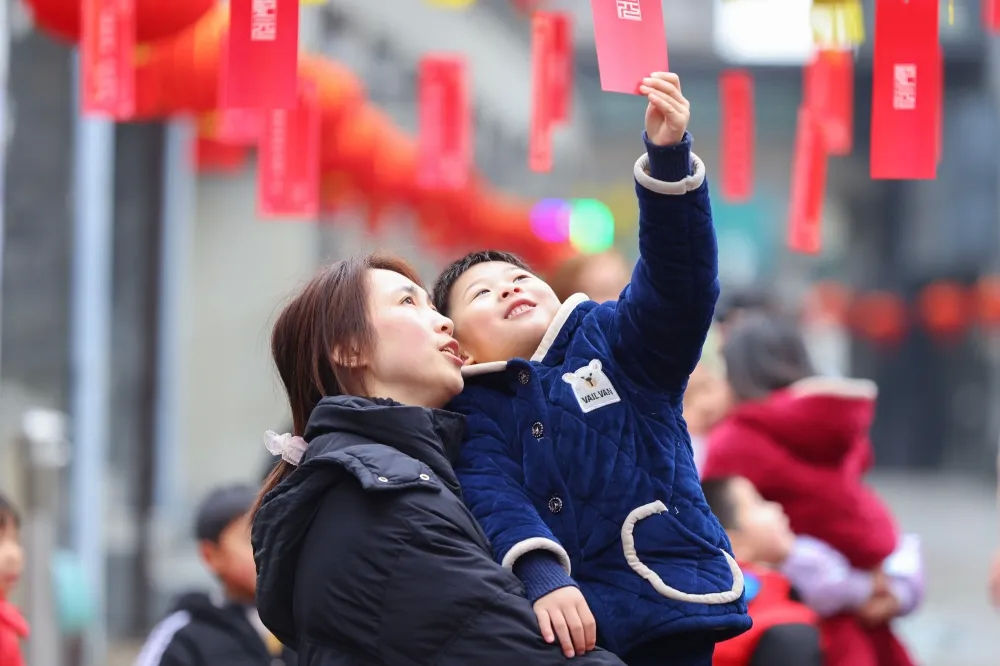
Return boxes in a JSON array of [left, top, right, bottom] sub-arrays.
[[0, 493, 27, 666], [700, 477, 822, 666], [433, 72, 749, 665], [135, 484, 296, 666]]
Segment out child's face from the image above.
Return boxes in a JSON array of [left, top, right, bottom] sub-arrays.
[[199, 513, 257, 604], [447, 261, 562, 364], [0, 524, 24, 600], [727, 478, 795, 566]]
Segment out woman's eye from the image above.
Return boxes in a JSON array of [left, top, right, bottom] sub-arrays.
[[401, 296, 416, 305]]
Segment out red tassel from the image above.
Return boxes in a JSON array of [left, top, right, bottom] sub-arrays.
[[788, 108, 828, 255], [719, 69, 754, 203]]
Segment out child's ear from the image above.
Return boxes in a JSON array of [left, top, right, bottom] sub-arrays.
[[589, 359, 602, 371]]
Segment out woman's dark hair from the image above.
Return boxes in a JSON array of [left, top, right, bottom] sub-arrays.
[[722, 312, 814, 403], [254, 254, 424, 515]]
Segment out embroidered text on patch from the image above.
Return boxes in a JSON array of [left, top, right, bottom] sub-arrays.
[[616, 0, 643, 21], [251, 0, 278, 41], [562, 359, 621, 413]]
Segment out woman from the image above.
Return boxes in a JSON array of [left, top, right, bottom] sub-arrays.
[[701, 313, 917, 666], [251, 255, 624, 666]]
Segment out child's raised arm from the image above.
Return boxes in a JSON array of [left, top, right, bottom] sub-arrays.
[[612, 72, 719, 396]]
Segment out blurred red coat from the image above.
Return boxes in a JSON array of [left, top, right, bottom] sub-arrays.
[[0, 600, 28, 666], [703, 377, 914, 666]]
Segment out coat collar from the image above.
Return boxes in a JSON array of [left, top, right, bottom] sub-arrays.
[[461, 293, 590, 378], [302, 395, 466, 493]]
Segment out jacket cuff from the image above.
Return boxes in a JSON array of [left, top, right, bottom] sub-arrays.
[[512, 551, 578, 603], [643, 130, 693, 182]]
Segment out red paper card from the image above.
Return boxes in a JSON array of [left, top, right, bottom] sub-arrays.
[[549, 13, 573, 125], [530, 13, 555, 172], [81, 0, 135, 118], [985, 0, 1000, 32], [719, 70, 754, 203], [788, 108, 828, 254], [418, 55, 471, 190], [870, 0, 940, 180], [224, 0, 299, 109], [258, 82, 321, 218], [805, 50, 854, 156], [589, 0, 668, 94]]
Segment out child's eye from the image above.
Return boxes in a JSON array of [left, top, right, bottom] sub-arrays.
[[513, 274, 531, 282], [472, 288, 489, 300]]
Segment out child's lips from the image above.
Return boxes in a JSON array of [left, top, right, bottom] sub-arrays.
[[504, 299, 537, 319]]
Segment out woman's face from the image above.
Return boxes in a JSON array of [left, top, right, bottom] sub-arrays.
[[362, 269, 465, 408]]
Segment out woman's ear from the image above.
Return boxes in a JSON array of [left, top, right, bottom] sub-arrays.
[[332, 346, 364, 368]]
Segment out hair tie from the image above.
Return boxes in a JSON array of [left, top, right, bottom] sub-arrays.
[[264, 430, 309, 466]]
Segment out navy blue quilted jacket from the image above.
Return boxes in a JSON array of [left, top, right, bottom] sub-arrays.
[[448, 140, 751, 656]]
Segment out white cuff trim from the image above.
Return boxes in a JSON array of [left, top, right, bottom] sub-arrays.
[[633, 151, 706, 195], [501, 537, 573, 575], [531, 293, 589, 363], [621, 501, 744, 605]]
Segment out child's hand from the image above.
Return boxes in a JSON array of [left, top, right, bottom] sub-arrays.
[[856, 590, 901, 627], [640, 72, 690, 147], [533, 586, 597, 658]]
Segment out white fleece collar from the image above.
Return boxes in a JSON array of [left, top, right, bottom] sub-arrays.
[[461, 293, 590, 378]]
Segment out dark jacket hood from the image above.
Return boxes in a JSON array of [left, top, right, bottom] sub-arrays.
[[252, 395, 466, 647]]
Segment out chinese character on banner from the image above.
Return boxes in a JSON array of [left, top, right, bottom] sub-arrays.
[[258, 82, 321, 218], [224, 0, 299, 108], [892, 64, 917, 110], [81, 0, 136, 118], [616, 0, 642, 21]]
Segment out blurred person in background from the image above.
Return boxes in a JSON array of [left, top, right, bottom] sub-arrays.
[[251, 255, 624, 665], [134, 484, 296, 666], [548, 250, 630, 304], [683, 328, 730, 475], [0, 493, 27, 666], [701, 477, 822, 666], [702, 313, 921, 666]]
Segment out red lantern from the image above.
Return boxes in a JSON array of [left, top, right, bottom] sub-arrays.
[[850, 291, 908, 348], [133, 4, 226, 118], [917, 281, 971, 342], [974, 275, 1000, 329], [23, 0, 215, 44]]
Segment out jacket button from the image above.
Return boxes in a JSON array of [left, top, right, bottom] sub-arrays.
[[419, 473, 431, 481], [548, 497, 563, 514], [531, 422, 544, 439], [377, 476, 389, 483], [518, 369, 531, 385]]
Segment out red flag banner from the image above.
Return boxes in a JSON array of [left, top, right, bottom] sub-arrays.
[[985, 0, 1000, 32], [417, 55, 471, 190], [549, 12, 573, 125], [870, 0, 940, 180], [257, 82, 321, 218], [719, 69, 754, 203], [81, 0, 135, 117], [224, 0, 299, 108], [589, 0, 668, 94], [530, 12, 556, 172], [788, 108, 828, 254], [805, 50, 854, 156]]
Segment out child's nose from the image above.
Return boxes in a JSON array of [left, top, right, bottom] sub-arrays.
[[501, 284, 522, 299]]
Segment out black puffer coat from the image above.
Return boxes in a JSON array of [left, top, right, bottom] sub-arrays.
[[253, 396, 625, 666]]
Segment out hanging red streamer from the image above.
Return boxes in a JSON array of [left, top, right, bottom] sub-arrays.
[[719, 69, 754, 203], [549, 13, 573, 125], [529, 12, 556, 172], [257, 81, 321, 218], [870, 0, 941, 180], [804, 50, 854, 156], [81, 0, 135, 118], [224, 0, 299, 108], [984, 0, 1000, 32], [788, 108, 828, 254], [417, 55, 471, 190]]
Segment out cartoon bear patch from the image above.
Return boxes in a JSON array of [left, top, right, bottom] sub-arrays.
[[562, 359, 621, 413]]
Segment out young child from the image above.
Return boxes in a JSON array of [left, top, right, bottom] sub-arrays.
[[0, 493, 27, 666], [135, 484, 296, 666], [700, 477, 822, 666], [432, 72, 750, 665]]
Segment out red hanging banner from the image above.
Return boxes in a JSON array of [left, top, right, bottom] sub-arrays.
[[719, 69, 754, 203], [417, 55, 471, 190], [804, 50, 854, 156], [224, 0, 299, 109], [788, 108, 828, 255], [589, 0, 668, 94], [870, 0, 940, 180], [81, 0, 136, 118], [257, 82, 321, 218], [549, 12, 573, 125], [984, 0, 1000, 32], [216, 108, 264, 145], [529, 12, 556, 172]]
